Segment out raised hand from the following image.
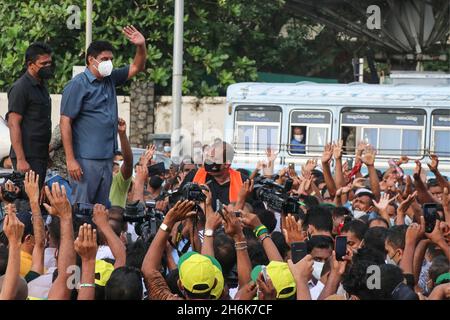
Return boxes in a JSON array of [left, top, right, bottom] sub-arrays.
[[405, 219, 425, 245], [321, 143, 334, 164], [240, 210, 262, 230], [265, 147, 278, 163], [43, 182, 72, 219], [139, 145, 157, 167], [361, 145, 376, 167], [283, 214, 305, 243], [427, 154, 439, 172], [237, 179, 254, 204], [93, 204, 110, 230], [288, 254, 314, 282], [352, 177, 366, 189], [24, 170, 40, 204], [333, 140, 344, 160], [74, 224, 98, 261], [397, 191, 418, 215], [3, 204, 24, 246], [257, 272, 277, 300], [425, 219, 447, 246], [222, 206, 244, 240], [302, 158, 318, 174], [118, 118, 127, 135], [413, 160, 422, 178], [373, 193, 396, 212], [234, 281, 257, 300], [163, 200, 196, 227], [122, 25, 145, 46], [135, 165, 148, 183]]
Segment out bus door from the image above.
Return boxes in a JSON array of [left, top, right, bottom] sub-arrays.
[[287, 110, 332, 155], [431, 109, 450, 158], [233, 105, 282, 154], [340, 108, 427, 157]]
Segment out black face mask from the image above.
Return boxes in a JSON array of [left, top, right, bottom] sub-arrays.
[[204, 162, 222, 173], [149, 176, 164, 189], [37, 65, 54, 79]]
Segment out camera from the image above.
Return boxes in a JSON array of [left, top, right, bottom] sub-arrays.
[[253, 175, 301, 214], [123, 200, 165, 242], [0, 171, 26, 202]]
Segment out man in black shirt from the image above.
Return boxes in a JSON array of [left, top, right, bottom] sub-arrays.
[[6, 42, 54, 188], [188, 141, 248, 210]]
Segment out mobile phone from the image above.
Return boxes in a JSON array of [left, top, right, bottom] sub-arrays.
[[261, 265, 268, 282], [423, 203, 439, 233], [335, 236, 347, 261], [288, 163, 295, 170], [216, 199, 225, 219], [346, 158, 353, 170], [291, 242, 308, 263]]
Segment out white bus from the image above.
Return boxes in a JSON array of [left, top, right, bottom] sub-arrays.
[[224, 81, 450, 175]]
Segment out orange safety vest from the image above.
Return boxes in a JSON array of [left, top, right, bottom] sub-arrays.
[[192, 167, 243, 203]]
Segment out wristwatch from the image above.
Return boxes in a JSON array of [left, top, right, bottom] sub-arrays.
[[159, 223, 171, 233], [204, 229, 214, 237]]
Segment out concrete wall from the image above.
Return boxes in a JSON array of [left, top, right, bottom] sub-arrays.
[[0, 92, 227, 151], [0, 92, 131, 135]]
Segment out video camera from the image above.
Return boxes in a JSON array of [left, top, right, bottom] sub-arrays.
[[253, 175, 301, 215], [160, 182, 208, 205], [123, 200, 165, 242], [0, 171, 26, 202]]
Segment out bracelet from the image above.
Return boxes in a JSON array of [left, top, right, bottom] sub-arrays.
[[253, 225, 266, 236], [79, 283, 96, 288], [234, 241, 247, 246], [258, 232, 271, 242], [235, 245, 248, 251], [255, 228, 269, 238]]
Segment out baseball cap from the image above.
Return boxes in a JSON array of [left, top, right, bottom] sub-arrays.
[[178, 251, 216, 295], [251, 261, 296, 299], [355, 188, 374, 199], [95, 259, 115, 286], [204, 255, 224, 300]]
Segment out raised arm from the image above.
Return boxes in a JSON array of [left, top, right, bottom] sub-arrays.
[[93, 204, 126, 268], [117, 118, 133, 180], [333, 140, 346, 189], [200, 188, 222, 257], [288, 255, 314, 300], [142, 201, 195, 275], [361, 145, 381, 201], [122, 26, 147, 79], [222, 206, 252, 288], [400, 219, 425, 277], [0, 204, 24, 300], [131, 165, 148, 203], [241, 211, 283, 262], [413, 160, 436, 204], [24, 171, 45, 275], [427, 154, 450, 191], [45, 183, 76, 300], [74, 224, 98, 300], [321, 143, 337, 197]]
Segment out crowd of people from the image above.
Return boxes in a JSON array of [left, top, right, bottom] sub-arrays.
[[0, 30, 449, 301]]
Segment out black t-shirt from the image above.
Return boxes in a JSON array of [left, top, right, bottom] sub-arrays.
[[183, 168, 248, 211], [6, 72, 52, 159]]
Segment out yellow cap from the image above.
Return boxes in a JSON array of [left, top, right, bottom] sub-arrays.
[[178, 252, 216, 294], [95, 260, 115, 287]]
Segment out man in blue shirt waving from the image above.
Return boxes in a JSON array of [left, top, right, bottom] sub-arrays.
[[60, 26, 147, 209]]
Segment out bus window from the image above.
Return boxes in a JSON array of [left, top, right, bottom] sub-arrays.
[[342, 126, 356, 154], [431, 110, 450, 157], [340, 108, 426, 157], [234, 106, 281, 153], [288, 110, 332, 155]]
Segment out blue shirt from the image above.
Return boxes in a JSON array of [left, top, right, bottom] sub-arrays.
[[290, 138, 305, 154], [60, 66, 129, 159]]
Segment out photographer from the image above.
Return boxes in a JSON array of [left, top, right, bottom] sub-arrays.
[[184, 141, 247, 211]]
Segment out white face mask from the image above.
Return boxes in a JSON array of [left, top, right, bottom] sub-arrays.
[[312, 261, 325, 280], [353, 210, 367, 219], [164, 146, 171, 153], [193, 147, 202, 154], [94, 58, 113, 77], [294, 134, 304, 142], [385, 252, 398, 266]]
